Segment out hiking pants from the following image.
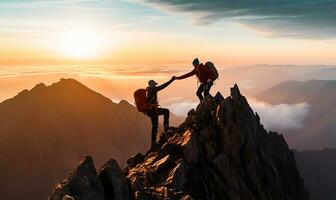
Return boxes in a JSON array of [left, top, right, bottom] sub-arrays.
[[147, 108, 170, 144], [197, 82, 213, 101]]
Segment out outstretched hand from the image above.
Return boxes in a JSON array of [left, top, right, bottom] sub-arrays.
[[172, 76, 177, 81]]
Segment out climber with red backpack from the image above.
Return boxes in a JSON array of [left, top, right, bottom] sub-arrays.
[[134, 76, 175, 149], [176, 58, 219, 101]]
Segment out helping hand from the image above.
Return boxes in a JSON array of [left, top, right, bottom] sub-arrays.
[[172, 76, 177, 81]]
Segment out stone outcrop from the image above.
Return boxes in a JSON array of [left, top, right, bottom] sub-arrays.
[[49, 84, 309, 200], [49, 156, 105, 200]]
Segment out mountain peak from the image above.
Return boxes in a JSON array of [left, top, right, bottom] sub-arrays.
[[118, 99, 132, 106], [32, 82, 47, 90], [56, 78, 83, 86], [0, 78, 154, 200], [49, 78, 89, 91], [7, 78, 114, 107], [49, 84, 309, 200]]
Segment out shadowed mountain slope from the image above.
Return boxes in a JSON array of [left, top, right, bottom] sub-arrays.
[[0, 78, 155, 200], [295, 149, 336, 200], [50, 85, 309, 200], [257, 80, 336, 150]]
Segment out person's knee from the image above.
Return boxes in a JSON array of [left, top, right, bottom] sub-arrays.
[[197, 91, 203, 100]]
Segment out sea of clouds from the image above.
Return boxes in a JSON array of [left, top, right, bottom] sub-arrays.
[[167, 97, 311, 131]]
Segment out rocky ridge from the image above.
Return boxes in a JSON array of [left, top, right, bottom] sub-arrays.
[[49, 84, 309, 200]]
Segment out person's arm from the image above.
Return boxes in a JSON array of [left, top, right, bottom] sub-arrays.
[[156, 77, 175, 92], [176, 69, 196, 80]]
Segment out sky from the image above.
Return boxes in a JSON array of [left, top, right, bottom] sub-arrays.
[[0, 0, 336, 118], [0, 0, 335, 68]]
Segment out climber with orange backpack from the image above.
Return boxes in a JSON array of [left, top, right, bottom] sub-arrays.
[[176, 58, 219, 101], [134, 76, 175, 149]]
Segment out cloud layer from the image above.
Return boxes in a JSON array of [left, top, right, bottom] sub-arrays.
[[141, 0, 336, 39], [250, 100, 310, 131], [166, 98, 311, 131]]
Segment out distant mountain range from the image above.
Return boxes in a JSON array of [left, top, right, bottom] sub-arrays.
[[0, 78, 183, 200], [301, 68, 336, 80], [257, 80, 336, 150]]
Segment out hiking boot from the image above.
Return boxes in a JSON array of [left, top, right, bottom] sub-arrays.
[[164, 124, 171, 132]]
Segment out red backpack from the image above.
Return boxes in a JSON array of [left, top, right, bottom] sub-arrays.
[[134, 89, 149, 113], [205, 61, 219, 81]]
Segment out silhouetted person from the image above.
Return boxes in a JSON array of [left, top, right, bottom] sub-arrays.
[[176, 58, 214, 101], [146, 77, 175, 149]]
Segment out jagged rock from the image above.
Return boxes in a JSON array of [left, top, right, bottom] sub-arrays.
[[98, 159, 131, 200], [62, 195, 75, 200], [49, 85, 309, 200], [49, 156, 105, 200], [214, 91, 224, 103], [127, 153, 144, 167], [166, 160, 189, 191], [152, 155, 174, 172], [181, 130, 199, 164], [204, 141, 217, 160]]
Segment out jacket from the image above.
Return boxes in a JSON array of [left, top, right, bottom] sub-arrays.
[[177, 63, 212, 83], [147, 78, 174, 105]]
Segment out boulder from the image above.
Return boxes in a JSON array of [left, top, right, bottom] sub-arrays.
[[49, 156, 105, 200], [166, 160, 189, 191], [181, 130, 199, 164], [127, 153, 144, 167], [98, 159, 131, 200]]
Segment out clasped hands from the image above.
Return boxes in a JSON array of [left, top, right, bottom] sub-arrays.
[[171, 76, 178, 81]]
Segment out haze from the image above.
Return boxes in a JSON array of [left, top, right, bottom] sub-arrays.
[[0, 0, 335, 114]]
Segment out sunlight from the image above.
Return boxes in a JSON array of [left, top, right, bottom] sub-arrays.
[[57, 30, 105, 58]]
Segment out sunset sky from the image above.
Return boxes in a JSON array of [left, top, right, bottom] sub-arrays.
[[0, 0, 335, 110], [1, 0, 335, 67]]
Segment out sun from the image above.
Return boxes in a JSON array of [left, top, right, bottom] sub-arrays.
[[57, 30, 105, 58]]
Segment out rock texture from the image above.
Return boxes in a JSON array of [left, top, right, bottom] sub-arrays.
[[49, 84, 309, 200], [49, 156, 105, 200]]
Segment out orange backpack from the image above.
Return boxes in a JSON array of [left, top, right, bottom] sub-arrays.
[[134, 89, 149, 113]]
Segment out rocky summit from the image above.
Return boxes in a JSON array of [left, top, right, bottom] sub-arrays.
[[49, 84, 309, 200]]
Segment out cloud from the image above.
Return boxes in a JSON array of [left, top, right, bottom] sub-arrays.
[[140, 0, 336, 39], [112, 67, 184, 77], [237, 80, 255, 90], [165, 97, 311, 130], [250, 99, 311, 131], [166, 100, 198, 116]]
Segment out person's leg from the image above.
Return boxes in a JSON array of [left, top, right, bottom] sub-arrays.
[[196, 84, 205, 101], [148, 110, 159, 145], [157, 108, 170, 131], [204, 82, 213, 98]]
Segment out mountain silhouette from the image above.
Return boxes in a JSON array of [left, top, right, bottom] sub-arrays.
[[257, 80, 336, 150], [0, 78, 161, 200], [49, 85, 309, 200]]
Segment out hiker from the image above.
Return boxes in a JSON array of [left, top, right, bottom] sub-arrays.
[[176, 58, 218, 101], [134, 76, 175, 149]]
